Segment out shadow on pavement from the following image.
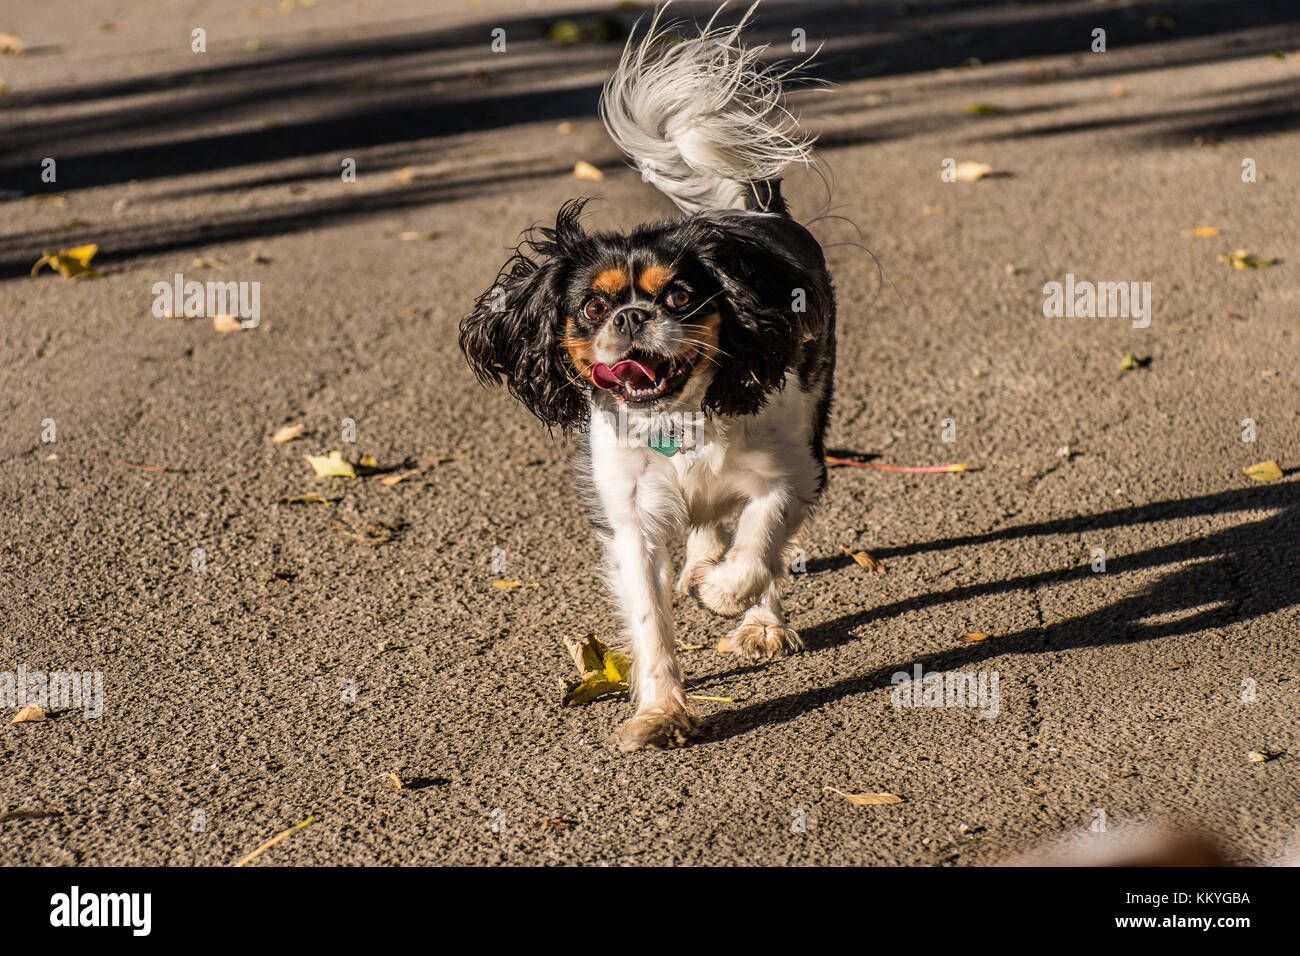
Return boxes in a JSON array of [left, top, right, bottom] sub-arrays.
[[705, 480, 1299, 743], [2, 0, 1299, 278]]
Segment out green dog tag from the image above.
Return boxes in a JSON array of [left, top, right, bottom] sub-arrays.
[[647, 433, 681, 457]]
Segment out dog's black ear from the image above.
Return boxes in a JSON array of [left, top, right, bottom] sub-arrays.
[[460, 201, 591, 429], [694, 211, 832, 417]]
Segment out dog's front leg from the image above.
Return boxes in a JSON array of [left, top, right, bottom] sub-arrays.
[[692, 485, 805, 659], [691, 485, 791, 616], [604, 522, 700, 750], [592, 439, 700, 751]]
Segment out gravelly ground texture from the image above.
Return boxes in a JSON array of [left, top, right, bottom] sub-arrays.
[[1, 0, 1297, 866]]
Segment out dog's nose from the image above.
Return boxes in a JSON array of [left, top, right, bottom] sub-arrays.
[[611, 307, 650, 336]]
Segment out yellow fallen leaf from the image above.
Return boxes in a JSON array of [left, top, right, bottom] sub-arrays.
[[573, 160, 605, 182], [277, 493, 337, 505], [272, 424, 302, 443], [1247, 749, 1282, 763], [566, 633, 604, 675], [841, 545, 886, 573], [212, 314, 242, 333], [12, 705, 45, 723], [1219, 249, 1278, 270], [304, 450, 355, 478], [957, 632, 991, 643], [1243, 460, 1283, 482], [1192, 226, 1221, 237], [825, 786, 903, 805], [357, 454, 380, 471], [949, 161, 993, 182], [0, 32, 22, 55], [30, 244, 98, 279], [965, 102, 1001, 115], [562, 634, 630, 706], [492, 580, 538, 589]]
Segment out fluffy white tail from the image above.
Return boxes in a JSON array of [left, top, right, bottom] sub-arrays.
[[599, 2, 815, 216]]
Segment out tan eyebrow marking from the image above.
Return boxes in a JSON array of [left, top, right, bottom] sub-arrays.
[[592, 266, 629, 296], [636, 263, 675, 295]]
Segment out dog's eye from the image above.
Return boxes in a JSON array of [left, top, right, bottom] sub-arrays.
[[664, 287, 691, 310], [582, 297, 608, 321]]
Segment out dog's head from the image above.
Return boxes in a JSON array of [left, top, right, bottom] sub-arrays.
[[459, 199, 830, 429]]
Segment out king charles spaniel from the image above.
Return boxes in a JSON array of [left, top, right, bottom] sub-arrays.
[[460, 4, 835, 750]]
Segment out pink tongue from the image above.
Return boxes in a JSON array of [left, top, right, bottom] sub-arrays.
[[591, 359, 658, 391]]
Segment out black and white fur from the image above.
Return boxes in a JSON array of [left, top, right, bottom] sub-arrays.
[[460, 4, 836, 750]]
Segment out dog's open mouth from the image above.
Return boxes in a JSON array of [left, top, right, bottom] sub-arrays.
[[590, 348, 699, 404]]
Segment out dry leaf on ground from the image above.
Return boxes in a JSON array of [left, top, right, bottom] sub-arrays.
[[12, 705, 46, 723], [825, 786, 904, 805], [573, 161, 605, 181], [1219, 249, 1278, 270], [272, 424, 302, 443], [948, 161, 993, 182], [0, 808, 63, 822], [333, 521, 398, 545], [562, 634, 630, 706], [1118, 352, 1146, 371], [212, 314, 242, 333], [30, 244, 98, 279], [0, 33, 22, 55], [304, 451, 355, 478], [841, 545, 886, 573], [492, 580, 539, 590], [1243, 460, 1283, 482], [958, 632, 991, 643], [277, 493, 337, 506]]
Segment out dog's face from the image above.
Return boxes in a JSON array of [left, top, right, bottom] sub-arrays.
[[460, 199, 830, 429], [560, 240, 723, 409]]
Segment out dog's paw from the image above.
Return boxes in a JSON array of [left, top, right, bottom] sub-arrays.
[[675, 561, 708, 597], [689, 558, 768, 618], [718, 620, 803, 660], [611, 707, 703, 752]]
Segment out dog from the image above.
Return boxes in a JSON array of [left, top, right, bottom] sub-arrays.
[[460, 4, 836, 750]]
